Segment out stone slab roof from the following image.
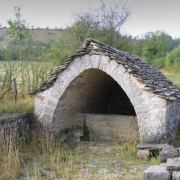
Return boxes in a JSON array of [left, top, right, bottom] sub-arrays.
[[29, 38, 180, 101]]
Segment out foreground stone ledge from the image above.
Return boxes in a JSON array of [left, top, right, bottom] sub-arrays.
[[172, 171, 180, 180], [143, 166, 171, 180], [160, 146, 179, 163], [167, 158, 180, 171], [137, 143, 172, 150]]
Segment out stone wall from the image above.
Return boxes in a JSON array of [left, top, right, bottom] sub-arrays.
[[0, 113, 35, 144], [75, 113, 139, 142]]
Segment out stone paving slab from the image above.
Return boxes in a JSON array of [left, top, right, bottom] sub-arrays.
[[172, 171, 180, 180], [137, 143, 172, 150], [160, 146, 179, 163], [167, 157, 180, 171], [143, 166, 171, 180]]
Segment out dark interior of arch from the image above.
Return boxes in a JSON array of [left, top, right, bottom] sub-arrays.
[[58, 68, 136, 116]]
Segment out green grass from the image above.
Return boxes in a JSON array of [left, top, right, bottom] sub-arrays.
[[0, 132, 159, 180], [0, 95, 34, 115], [161, 71, 180, 89]]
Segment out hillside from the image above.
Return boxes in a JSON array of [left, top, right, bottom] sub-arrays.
[[0, 28, 61, 47]]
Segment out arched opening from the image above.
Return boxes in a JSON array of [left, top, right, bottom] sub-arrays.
[[52, 68, 139, 142], [55, 68, 136, 117]]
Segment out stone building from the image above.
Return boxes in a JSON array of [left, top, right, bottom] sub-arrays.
[[30, 39, 180, 143]]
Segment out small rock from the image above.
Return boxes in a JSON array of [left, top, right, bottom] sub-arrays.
[[20, 159, 25, 163], [91, 159, 102, 164], [167, 157, 180, 171], [143, 166, 171, 180], [113, 167, 125, 173], [41, 170, 56, 179], [111, 160, 128, 165], [172, 171, 180, 180], [30, 162, 41, 168], [97, 168, 108, 174], [160, 146, 179, 163], [88, 164, 96, 168], [108, 153, 117, 156], [137, 149, 150, 160], [105, 174, 116, 179], [80, 169, 92, 173], [101, 163, 110, 168], [81, 158, 89, 162]]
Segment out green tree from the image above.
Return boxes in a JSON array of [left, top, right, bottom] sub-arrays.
[[48, 0, 132, 65], [142, 31, 173, 65], [133, 39, 146, 57], [165, 45, 180, 72], [7, 5, 35, 61]]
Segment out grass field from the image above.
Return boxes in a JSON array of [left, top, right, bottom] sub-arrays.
[[0, 131, 160, 180], [162, 72, 180, 89], [0, 60, 55, 115], [0, 28, 61, 47]]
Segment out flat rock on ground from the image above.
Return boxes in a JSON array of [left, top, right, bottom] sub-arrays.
[[160, 146, 179, 163], [167, 157, 180, 171], [172, 171, 180, 180], [143, 166, 171, 180], [137, 143, 173, 150]]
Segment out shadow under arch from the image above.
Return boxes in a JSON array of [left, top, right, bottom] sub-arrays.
[[52, 68, 139, 142], [53, 68, 136, 121]]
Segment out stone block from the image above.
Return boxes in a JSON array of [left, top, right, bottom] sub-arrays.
[[105, 59, 118, 75], [71, 57, 84, 72], [60, 68, 75, 83], [153, 109, 167, 124], [90, 54, 101, 68], [172, 171, 180, 180], [151, 97, 167, 109], [143, 166, 171, 180], [137, 149, 150, 160], [167, 157, 180, 171], [137, 143, 171, 150], [111, 65, 122, 81], [121, 80, 132, 94], [80, 56, 92, 71], [99, 55, 110, 72], [65, 63, 79, 78], [54, 74, 70, 89], [34, 103, 43, 115], [160, 146, 179, 163], [135, 103, 149, 114], [42, 105, 55, 116], [131, 94, 147, 107]]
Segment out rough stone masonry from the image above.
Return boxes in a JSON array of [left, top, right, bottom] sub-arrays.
[[29, 38, 180, 144]]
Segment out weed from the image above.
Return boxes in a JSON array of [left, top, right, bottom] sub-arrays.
[[82, 118, 90, 141]]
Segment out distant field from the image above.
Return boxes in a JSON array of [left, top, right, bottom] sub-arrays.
[[162, 72, 180, 89], [0, 28, 62, 47]]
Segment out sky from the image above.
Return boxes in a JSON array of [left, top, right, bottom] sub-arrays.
[[0, 0, 180, 38]]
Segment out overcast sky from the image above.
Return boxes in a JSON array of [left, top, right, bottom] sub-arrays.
[[1, 0, 180, 38]]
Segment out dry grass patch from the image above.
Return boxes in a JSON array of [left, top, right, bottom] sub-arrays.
[[0, 94, 34, 115]]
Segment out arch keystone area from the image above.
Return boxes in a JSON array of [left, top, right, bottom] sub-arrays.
[[30, 39, 180, 143]]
